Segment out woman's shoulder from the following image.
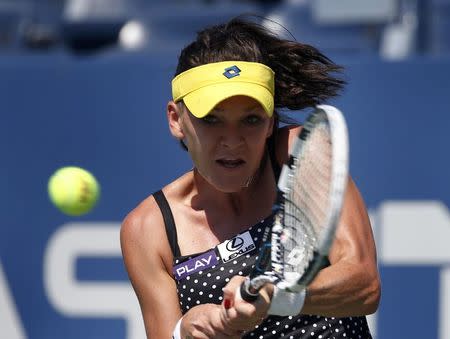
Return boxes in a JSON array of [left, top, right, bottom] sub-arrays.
[[120, 193, 166, 250], [275, 124, 303, 164], [120, 172, 192, 247], [119, 191, 181, 303], [278, 124, 302, 140]]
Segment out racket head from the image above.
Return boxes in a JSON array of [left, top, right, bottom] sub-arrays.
[[275, 104, 349, 290]]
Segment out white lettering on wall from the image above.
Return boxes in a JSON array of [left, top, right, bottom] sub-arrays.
[[43, 223, 145, 339], [378, 200, 450, 339], [0, 262, 26, 339]]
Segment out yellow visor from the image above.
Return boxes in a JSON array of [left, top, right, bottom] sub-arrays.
[[172, 61, 275, 118]]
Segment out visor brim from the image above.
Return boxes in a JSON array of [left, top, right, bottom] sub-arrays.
[[182, 82, 274, 118]]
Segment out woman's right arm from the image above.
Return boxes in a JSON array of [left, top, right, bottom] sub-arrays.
[[120, 197, 269, 338], [120, 198, 182, 338]]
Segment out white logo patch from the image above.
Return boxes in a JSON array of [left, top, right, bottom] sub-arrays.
[[217, 231, 255, 263]]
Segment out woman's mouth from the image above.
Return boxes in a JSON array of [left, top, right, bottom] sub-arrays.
[[216, 158, 245, 168]]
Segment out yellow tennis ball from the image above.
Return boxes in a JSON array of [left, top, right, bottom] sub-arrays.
[[48, 166, 100, 216]]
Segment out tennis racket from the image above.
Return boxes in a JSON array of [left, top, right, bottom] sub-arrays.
[[240, 104, 349, 301]]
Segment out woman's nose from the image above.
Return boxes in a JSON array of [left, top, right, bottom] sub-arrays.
[[219, 126, 244, 149]]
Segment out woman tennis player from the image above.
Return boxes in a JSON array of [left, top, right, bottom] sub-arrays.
[[120, 16, 380, 338]]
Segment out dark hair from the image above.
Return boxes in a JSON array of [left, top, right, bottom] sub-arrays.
[[175, 16, 345, 151], [176, 16, 345, 111]]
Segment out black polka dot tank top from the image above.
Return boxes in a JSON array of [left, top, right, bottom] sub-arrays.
[[153, 190, 373, 339], [172, 217, 373, 339]]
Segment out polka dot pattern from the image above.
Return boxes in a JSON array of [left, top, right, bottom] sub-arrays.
[[173, 217, 372, 338], [174, 219, 270, 312], [244, 315, 372, 338]]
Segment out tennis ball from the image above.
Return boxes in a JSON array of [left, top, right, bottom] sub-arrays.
[[48, 166, 100, 216]]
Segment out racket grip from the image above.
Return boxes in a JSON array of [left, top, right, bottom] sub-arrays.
[[240, 278, 259, 302]]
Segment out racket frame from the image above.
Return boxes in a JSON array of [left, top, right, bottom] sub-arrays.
[[241, 105, 349, 301]]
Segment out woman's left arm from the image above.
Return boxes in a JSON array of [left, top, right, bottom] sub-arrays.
[[301, 176, 381, 317]]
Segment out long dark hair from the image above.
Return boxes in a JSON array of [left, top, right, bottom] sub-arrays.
[[175, 16, 345, 151]]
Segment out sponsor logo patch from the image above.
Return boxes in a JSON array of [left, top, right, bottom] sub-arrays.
[[218, 231, 255, 263], [173, 250, 217, 280]]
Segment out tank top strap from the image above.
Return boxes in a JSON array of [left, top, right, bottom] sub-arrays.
[[152, 190, 181, 258]]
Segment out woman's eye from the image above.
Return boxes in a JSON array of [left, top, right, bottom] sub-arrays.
[[244, 115, 263, 125], [201, 115, 219, 124]]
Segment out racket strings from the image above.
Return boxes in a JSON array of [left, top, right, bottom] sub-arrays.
[[283, 205, 316, 246], [282, 202, 316, 273], [282, 124, 332, 275], [294, 125, 332, 234]]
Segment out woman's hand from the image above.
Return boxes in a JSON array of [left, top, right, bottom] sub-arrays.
[[220, 276, 273, 334], [180, 303, 242, 339], [180, 276, 273, 338]]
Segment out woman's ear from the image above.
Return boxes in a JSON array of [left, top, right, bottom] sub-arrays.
[[167, 101, 185, 139]]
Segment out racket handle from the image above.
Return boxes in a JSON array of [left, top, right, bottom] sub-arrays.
[[240, 278, 259, 302]]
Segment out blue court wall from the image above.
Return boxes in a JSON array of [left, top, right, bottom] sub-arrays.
[[0, 50, 449, 339]]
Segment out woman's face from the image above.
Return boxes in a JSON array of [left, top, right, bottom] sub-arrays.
[[181, 96, 274, 193]]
